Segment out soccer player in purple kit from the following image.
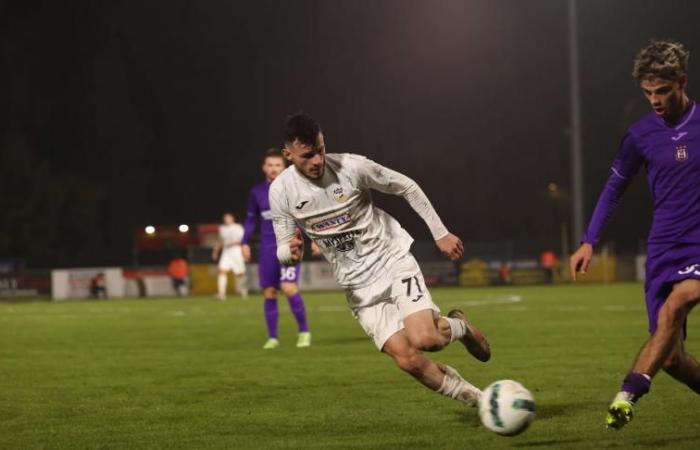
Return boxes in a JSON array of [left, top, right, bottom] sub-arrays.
[[569, 40, 700, 429], [242, 149, 312, 349]]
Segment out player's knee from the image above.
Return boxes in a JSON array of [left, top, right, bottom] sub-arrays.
[[661, 351, 684, 372], [394, 353, 427, 378], [263, 287, 277, 298], [661, 297, 690, 327], [408, 330, 444, 352], [281, 284, 298, 297]]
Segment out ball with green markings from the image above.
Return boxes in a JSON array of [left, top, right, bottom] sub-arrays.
[[478, 380, 535, 436]]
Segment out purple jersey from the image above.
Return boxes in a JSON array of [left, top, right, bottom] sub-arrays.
[[582, 101, 700, 246], [243, 180, 301, 288], [582, 101, 700, 335], [242, 181, 277, 248]]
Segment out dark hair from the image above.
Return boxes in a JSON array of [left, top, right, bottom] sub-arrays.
[[263, 148, 284, 163], [633, 39, 689, 82], [283, 112, 321, 146]]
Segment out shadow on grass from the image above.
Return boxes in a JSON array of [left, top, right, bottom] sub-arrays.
[[511, 438, 583, 447], [532, 402, 575, 420], [316, 336, 371, 346], [618, 434, 700, 448]]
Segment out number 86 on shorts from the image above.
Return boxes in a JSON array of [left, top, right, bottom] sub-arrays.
[[280, 266, 298, 282]]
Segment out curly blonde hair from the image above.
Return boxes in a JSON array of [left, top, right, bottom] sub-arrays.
[[633, 39, 689, 82]]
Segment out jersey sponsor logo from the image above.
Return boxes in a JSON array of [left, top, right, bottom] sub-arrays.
[[675, 144, 688, 162], [310, 213, 351, 232], [671, 131, 687, 141], [261, 210, 273, 220], [295, 200, 309, 210], [321, 230, 361, 252], [678, 264, 700, 276]]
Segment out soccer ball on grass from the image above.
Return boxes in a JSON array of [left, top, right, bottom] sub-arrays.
[[478, 380, 535, 436]]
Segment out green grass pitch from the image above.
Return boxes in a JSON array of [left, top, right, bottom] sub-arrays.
[[1, 283, 698, 449]]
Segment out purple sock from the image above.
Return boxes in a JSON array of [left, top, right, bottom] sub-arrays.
[[621, 372, 651, 401], [264, 298, 279, 338], [287, 293, 309, 332]]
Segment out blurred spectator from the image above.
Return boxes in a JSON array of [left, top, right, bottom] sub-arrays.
[[498, 262, 512, 285], [540, 250, 558, 284], [168, 257, 189, 297], [90, 272, 107, 299]]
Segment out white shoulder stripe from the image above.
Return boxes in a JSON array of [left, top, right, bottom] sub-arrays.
[[611, 167, 628, 180]]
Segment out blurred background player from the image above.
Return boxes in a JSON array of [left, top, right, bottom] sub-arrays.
[[241, 149, 312, 349], [270, 113, 490, 408], [570, 40, 700, 429], [212, 212, 248, 300]]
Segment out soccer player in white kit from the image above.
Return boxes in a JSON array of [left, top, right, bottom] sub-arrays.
[[212, 212, 248, 299], [270, 113, 490, 407]]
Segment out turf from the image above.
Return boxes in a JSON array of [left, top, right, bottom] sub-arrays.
[[1, 283, 698, 449]]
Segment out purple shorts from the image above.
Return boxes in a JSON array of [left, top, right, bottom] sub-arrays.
[[645, 243, 700, 336], [258, 246, 301, 289]]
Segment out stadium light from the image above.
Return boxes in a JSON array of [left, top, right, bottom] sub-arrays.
[[145, 225, 156, 235], [178, 224, 189, 233]]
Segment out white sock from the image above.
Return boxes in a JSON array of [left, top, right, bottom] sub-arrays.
[[235, 274, 248, 296], [437, 364, 481, 406], [217, 273, 227, 297], [444, 317, 466, 342]]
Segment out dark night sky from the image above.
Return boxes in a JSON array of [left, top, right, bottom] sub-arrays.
[[2, 0, 700, 268]]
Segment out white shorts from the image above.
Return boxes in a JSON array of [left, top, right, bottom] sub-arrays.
[[218, 250, 246, 275], [346, 253, 440, 350]]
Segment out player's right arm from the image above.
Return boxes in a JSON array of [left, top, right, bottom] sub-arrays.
[[570, 132, 643, 280], [241, 189, 260, 262], [211, 236, 222, 261], [269, 179, 302, 265], [352, 154, 462, 260]]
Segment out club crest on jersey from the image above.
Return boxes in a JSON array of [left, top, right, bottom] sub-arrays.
[[675, 144, 688, 162], [333, 186, 347, 203]]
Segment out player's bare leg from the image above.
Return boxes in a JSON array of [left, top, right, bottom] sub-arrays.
[[633, 280, 700, 376], [402, 308, 490, 360], [216, 270, 228, 300], [403, 309, 451, 351], [234, 273, 248, 299], [607, 279, 700, 429], [660, 338, 700, 394], [382, 329, 481, 406]]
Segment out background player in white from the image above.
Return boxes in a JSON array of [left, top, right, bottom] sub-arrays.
[[270, 113, 491, 407], [212, 212, 248, 300]]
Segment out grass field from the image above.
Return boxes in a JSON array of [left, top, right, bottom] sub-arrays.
[[1, 283, 699, 449]]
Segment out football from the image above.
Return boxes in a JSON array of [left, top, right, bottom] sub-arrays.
[[479, 380, 536, 436]]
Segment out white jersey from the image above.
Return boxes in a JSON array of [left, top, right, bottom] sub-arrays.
[[269, 153, 448, 290], [219, 223, 244, 259]]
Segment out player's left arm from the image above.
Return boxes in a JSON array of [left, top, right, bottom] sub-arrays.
[[269, 181, 304, 265], [356, 155, 463, 261]]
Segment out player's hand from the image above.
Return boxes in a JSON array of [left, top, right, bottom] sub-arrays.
[[241, 244, 251, 263], [289, 230, 304, 262], [569, 243, 593, 281], [310, 241, 322, 257], [211, 250, 218, 261], [436, 233, 464, 261]]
